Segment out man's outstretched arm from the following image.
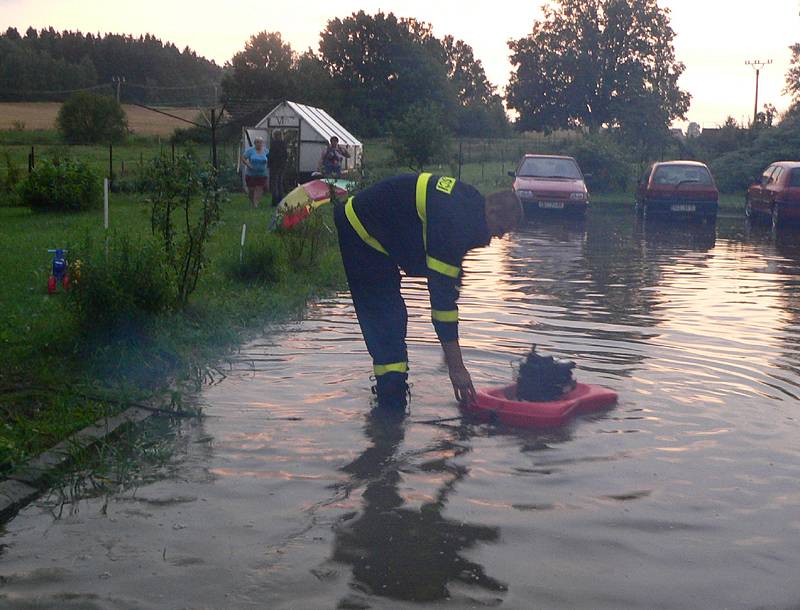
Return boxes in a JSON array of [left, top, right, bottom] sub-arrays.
[[442, 339, 476, 404]]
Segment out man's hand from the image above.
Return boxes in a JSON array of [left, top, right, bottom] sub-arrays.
[[441, 339, 476, 404], [448, 363, 476, 405]]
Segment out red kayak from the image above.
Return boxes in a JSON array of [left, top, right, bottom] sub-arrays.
[[465, 383, 618, 429]]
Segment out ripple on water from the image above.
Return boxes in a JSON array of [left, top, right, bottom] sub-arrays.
[[3, 215, 800, 609]]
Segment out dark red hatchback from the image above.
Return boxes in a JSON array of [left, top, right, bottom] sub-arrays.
[[746, 161, 800, 228], [636, 161, 719, 220]]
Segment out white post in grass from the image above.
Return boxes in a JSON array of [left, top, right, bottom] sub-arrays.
[[240, 223, 247, 264], [104, 178, 110, 260], [103, 178, 109, 230]]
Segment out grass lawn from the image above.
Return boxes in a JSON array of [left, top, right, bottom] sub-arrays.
[[0, 191, 344, 472], [590, 190, 745, 211]]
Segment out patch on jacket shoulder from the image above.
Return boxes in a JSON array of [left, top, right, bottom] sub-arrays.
[[436, 176, 456, 194]]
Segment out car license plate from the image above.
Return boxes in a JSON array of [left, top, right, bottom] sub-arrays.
[[671, 204, 696, 212], [539, 201, 564, 209]]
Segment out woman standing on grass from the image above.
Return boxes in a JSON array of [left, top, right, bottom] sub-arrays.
[[241, 136, 269, 208]]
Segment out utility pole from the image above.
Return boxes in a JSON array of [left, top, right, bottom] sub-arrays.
[[112, 76, 125, 103], [745, 59, 772, 126]]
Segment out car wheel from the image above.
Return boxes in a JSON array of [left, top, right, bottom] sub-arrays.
[[771, 204, 780, 231]]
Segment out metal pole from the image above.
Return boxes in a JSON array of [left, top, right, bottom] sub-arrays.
[[104, 178, 109, 230], [108, 143, 113, 187], [745, 59, 772, 127], [754, 69, 760, 126]]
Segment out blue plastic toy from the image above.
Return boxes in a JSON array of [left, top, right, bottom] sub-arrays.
[[47, 248, 69, 294]]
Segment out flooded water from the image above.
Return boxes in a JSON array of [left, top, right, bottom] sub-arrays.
[[2, 210, 800, 609]]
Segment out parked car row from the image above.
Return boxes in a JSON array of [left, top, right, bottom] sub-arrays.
[[745, 161, 800, 229], [508, 154, 800, 229]]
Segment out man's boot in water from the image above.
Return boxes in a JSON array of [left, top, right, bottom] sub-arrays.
[[371, 372, 410, 413]]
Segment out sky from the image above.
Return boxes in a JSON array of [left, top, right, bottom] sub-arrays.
[[3, 0, 799, 129]]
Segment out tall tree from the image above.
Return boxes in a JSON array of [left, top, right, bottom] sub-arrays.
[[318, 11, 456, 135], [441, 35, 509, 136], [221, 31, 295, 101], [784, 43, 800, 105], [507, 0, 690, 133]]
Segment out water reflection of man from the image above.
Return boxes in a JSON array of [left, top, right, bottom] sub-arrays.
[[329, 415, 507, 604]]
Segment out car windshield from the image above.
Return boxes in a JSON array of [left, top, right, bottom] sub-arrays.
[[652, 165, 712, 186], [518, 157, 582, 179], [789, 168, 800, 187]]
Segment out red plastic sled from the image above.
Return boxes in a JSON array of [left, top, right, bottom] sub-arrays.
[[465, 382, 618, 429]]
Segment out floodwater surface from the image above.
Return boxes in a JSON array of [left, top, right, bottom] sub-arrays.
[[2, 211, 800, 609]]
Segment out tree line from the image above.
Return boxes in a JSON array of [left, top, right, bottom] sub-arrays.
[[6, 1, 800, 143], [0, 27, 221, 105], [220, 12, 509, 137]]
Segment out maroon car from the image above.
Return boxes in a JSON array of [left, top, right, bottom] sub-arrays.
[[509, 154, 589, 216], [636, 161, 718, 220], [746, 161, 800, 228]]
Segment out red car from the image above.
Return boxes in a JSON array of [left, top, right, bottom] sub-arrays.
[[509, 154, 589, 216], [746, 161, 800, 228], [636, 161, 718, 220]]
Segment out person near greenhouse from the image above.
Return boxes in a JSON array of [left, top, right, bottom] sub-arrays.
[[318, 135, 350, 177], [241, 136, 269, 208], [268, 130, 288, 206], [333, 173, 523, 412]]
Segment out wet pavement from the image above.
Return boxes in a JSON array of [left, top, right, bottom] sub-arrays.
[[2, 211, 800, 609]]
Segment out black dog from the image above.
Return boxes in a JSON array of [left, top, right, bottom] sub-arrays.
[[516, 345, 576, 401]]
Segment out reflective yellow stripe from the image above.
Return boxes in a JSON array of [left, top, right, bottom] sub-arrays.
[[432, 309, 458, 322], [345, 197, 388, 255], [374, 362, 409, 376], [416, 173, 432, 248], [427, 255, 460, 278]]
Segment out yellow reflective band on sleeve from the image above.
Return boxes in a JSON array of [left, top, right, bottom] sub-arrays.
[[345, 197, 388, 255], [373, 362, 409, 376], [436, 176, 456, 194], [415, 173, 432, 222], [416, 173, 432, 248], [431, 309, 458, 323], [427, 255, 460, 278]]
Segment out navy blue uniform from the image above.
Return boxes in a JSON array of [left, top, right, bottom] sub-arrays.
[[333, 173, 490, 406]]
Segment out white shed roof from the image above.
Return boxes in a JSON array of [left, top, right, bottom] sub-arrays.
[[260, 101, 361, 147]]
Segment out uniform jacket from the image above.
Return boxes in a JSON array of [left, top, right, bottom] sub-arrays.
[[347, 173, 491, 342]]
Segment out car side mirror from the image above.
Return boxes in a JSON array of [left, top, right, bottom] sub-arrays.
[[507, 171, 516, 178]]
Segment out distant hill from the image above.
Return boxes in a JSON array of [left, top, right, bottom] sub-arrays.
[[0, 27, 222, 106]]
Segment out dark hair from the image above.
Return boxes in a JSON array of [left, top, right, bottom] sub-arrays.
[[486, 191, 524, 230], [330, 136, 339, 143]]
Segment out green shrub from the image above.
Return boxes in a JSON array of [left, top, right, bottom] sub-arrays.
[[224, 232, 288, 284], [69, 235, 176, 336], [0, 151, 22, 206], [57, 91, 128, 144], [146, 154, 223, 306], [18, 158, 102, 212], [389, 102, 451, 172], [277, 206, 337, 270], [566, 135, 631, 193]]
